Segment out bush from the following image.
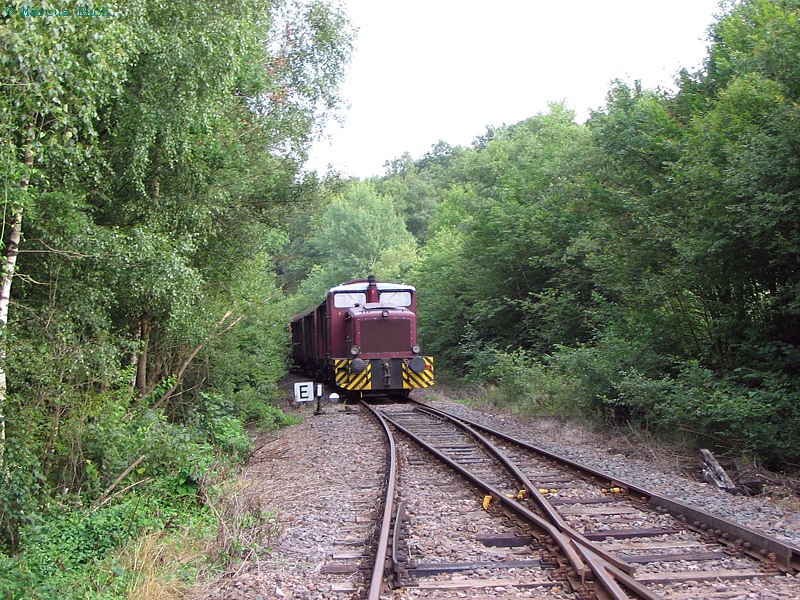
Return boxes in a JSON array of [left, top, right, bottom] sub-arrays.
[[657, 365, 800, 468], [475, 337, 800, 469], [0, 382, 293, 597], [0, 488, 213, 599], [0, 441, 47, 551], [474, 349, 559, 414], [230, 385, 301, 430]]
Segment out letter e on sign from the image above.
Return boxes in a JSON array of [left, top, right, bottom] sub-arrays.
[[293, 381, 315, 403]]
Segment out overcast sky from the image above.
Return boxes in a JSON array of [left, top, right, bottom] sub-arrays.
[[307, 0, 722, 179]]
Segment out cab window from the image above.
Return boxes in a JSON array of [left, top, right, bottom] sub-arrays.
[[379, 291, 411, 307], [333, 292, 366, 308]]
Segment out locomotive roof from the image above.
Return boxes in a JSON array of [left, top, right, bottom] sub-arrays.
[[328, 280, 416, 293]]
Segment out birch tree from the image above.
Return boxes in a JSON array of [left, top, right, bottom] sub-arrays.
[[0, 5, 132, 466]]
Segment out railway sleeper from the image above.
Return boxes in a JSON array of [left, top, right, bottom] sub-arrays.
[[404, 558, 543, 577]]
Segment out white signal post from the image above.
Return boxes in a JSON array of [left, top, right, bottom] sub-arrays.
[[293, 382, 341, 414]]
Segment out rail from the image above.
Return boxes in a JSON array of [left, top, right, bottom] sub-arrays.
[[416, 400, 800, 572], [378, 406, 644, 599], [359, 400, 398, 600]]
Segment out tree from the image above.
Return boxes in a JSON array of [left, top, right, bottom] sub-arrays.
[[294, 181, 418, 303], [0, 0, 354, 550], [672, 73, 800, 369], [0, 3, 133, 466]]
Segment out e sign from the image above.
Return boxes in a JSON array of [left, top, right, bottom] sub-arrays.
[[293, 381, 315, 403]]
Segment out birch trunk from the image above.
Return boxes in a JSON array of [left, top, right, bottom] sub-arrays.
[[0, 147, 30, 468]]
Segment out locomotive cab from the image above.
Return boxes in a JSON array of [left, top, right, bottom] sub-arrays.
[[291, 275, 434, 397], [331, 276, 433, 394]]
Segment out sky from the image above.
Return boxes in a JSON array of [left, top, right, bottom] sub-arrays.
[[307, 0, 722, 179]]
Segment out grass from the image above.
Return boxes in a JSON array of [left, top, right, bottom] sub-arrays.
[[122, 526, 214, 599]]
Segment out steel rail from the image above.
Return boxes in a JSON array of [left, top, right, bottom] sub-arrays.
[[378, 408, 641, 597], [359, 401, 398, 600], [418, 400, 800, 573], [413, 403, 638, 577], [409, 403, 665, 600], [391, 501, 406, 587]]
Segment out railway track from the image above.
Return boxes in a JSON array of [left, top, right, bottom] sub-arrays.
[[360, 399, 800, 599]]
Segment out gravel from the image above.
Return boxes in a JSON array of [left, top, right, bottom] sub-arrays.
[[194, 386, 800, 599], [427, 393, 800, 549]]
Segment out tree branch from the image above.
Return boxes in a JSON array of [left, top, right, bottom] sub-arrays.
[[152, 290, 281, 410], [92, 454, 147, 509]]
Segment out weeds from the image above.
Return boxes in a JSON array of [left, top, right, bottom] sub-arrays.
[[203, 481, 282, 572]]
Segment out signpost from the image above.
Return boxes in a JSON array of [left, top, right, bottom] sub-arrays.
[[293, 381, 315, 403], [293, 381, 331, 414]]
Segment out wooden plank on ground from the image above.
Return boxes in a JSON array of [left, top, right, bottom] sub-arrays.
[[558, 505, 641, 515], [475, 534, 535, 547], [407, 559, 542, 576], [550, 496, 617, 505], [599, 540, 709, 551], [321, 564, 361, 574], [700, 448, 737, 493], [583, 527, 683, 540], [621, 550, 727, 563]]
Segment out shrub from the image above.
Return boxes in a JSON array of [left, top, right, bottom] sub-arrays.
[[0, 441, 47, 551], [0, 488, 212, 599], [657, 365, 800, 468], [231, 385, 301, 430]]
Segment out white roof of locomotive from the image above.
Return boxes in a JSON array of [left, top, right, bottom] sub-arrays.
[[329, 280, 415, 294]]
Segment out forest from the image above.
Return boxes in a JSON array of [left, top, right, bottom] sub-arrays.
[[2, 0, 799, 596]]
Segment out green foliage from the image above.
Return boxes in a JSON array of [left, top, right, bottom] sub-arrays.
[[198, 392, 253, 462], [387, 0, 800, 468], [0, 485, 214, 599], [0, 382, 282, 595], [700, 0, 800, 99], [291, 180, 419, 306], [202, 266, 292, 400], [0, 0, 352, 594], [656, 366, 800, 467], [376, 142, 462, 242], [471, 349, 566, 415], [1, 0, 133, 179], [412, 104, 596, 367], [231, 386, 302, 430], [0, 441, 47, 551]]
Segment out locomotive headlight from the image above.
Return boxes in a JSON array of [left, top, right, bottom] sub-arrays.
[[350, 345, 361, 356], [381, 309, 389, 318], [411, 344, 421, 354]]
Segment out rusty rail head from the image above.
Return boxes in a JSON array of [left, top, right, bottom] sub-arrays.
[[359, 401, 397, 600], [377, 409, 593, 580], [415, 400, 800, 574], [395, 402, 666, 599], [412, 403, 637, 575]]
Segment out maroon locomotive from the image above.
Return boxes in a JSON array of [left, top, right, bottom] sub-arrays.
[[290, 275, 434, 398]]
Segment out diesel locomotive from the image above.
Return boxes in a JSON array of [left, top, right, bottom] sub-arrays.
[[290, 275, 434, 398]]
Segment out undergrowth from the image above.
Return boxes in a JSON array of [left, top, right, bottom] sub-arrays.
[[0, 389, 298, 599], [463, 346, 800, 470]]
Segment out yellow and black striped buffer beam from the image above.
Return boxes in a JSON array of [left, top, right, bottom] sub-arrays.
[[334, 358, 372, 391], [403, 357, 434, 389]]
